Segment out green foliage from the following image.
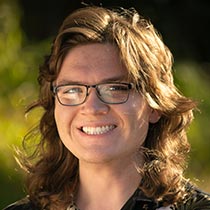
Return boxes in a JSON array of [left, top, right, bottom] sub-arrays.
[[174, 62, 210, 190], [0, 1, 49, 208], [0, 1, 209, 209]]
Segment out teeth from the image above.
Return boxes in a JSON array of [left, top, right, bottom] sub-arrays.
[[82, 125, 115, 135]]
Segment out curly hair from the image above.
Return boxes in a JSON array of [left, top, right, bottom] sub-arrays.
[[21, 6, 197, 209]]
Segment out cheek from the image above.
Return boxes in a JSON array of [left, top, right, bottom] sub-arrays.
[[54, 105, 70, 135], [126, 96, 150, 123], [125, 98, 151, 139], [54, 104, 78, 138]]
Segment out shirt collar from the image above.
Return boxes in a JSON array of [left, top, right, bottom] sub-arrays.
[[121, 188, 160, 210]]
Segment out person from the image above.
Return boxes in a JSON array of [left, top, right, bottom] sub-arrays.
[[4, 5, 210, 210]]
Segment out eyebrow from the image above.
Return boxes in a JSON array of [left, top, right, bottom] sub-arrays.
[[56, 75, 127, 86]]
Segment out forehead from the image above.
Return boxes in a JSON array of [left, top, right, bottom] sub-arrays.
[[56, 43, 128, 84]]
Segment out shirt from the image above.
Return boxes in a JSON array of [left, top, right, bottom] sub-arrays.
[[3, 185, 210, 210]]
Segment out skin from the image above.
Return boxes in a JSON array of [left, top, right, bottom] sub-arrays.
[[54, 43, 160, 210]]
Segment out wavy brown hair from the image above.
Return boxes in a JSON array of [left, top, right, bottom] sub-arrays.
[[21, 6, 197, 209]]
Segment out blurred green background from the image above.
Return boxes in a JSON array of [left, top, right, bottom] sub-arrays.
[[0, 0, 210, 208]]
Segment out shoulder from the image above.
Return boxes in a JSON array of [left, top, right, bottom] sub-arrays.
[[3, 197, 35, 210], [175, 185, 210, 209]]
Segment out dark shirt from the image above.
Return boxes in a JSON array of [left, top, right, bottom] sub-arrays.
[[3, 185, 210, 210]]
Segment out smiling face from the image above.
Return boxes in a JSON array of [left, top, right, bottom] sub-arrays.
[[54, 43, 159, 165]]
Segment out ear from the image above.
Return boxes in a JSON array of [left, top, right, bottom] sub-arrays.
[[149, 109, 161, 124]]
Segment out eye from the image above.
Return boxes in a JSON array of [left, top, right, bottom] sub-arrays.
[[58, 85, 84, 95], [108, 84, 128, 91], [65, 87, 83, 94]]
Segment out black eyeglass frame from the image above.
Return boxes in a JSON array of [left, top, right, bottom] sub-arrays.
[[51, 82, 134, 106]]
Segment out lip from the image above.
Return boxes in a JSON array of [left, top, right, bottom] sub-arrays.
[[78, 123, 117, 136], [82, 125, 116, 135]]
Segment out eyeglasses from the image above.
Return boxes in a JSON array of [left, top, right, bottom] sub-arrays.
[[52, 82, 133, 106]]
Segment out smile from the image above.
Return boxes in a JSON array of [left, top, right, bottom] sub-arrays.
[[81, 125, 116, 135]]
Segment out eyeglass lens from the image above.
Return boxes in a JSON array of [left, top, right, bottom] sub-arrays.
[[54, 83, 132, 106]]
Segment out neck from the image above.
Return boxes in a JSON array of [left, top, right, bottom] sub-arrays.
[[76, 160, 141, 210]]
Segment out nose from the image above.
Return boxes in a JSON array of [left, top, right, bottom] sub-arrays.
[[80, 88, 109, 115]]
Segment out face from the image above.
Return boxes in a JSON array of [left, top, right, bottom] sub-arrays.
[[54, 43, 159, 165]]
